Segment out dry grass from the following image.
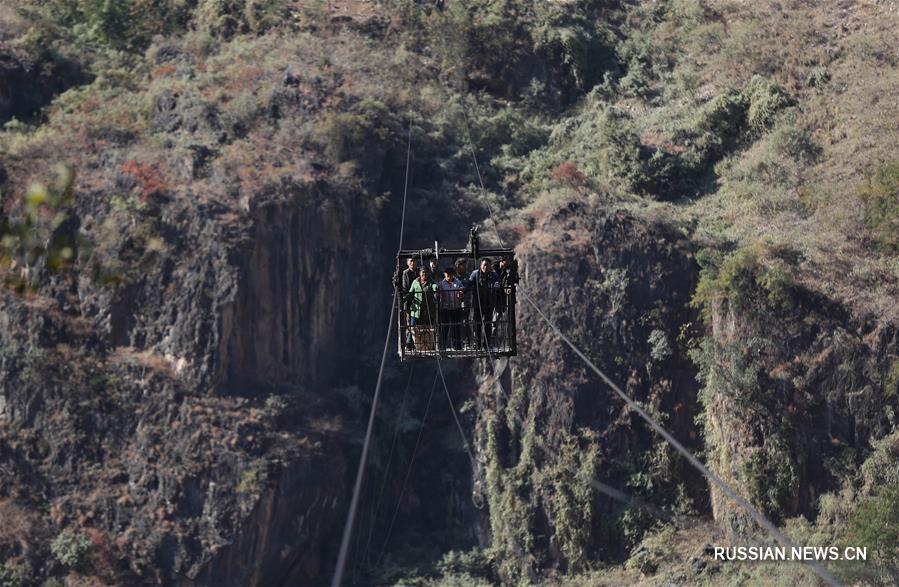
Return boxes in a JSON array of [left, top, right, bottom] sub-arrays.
[[0, 499, 40, 552], [110, 347, 176, 376], [639, 0, 899, 321], [0, 6, 27, 41]]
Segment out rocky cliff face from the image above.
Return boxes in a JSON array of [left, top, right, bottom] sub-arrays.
[[0, 41, 87, 125], [219, 183, 383, 389], [469, 197, 899, 583], [69, 178, 383, 392], [475, 199, 708, 582], [0, 173, 387, 584], [4, 175, 898, 584], [699, 264, 898, 534]]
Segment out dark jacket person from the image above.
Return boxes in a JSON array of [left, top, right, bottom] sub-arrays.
[[469, 258, 498, 348]]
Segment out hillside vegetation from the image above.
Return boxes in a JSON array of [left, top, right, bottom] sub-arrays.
[[1, 0, 898, 586]]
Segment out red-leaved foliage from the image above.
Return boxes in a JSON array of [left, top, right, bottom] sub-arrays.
[[86, 527, 119, 580], [120, 160, 167, 201], [551, 161, 587, 192]]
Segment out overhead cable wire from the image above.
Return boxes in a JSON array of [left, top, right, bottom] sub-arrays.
[[435, 357, 478, 468], [331, 298, 396, 587], [332, 116, 415, 587], [398, 118, 413, 250], [456, 88, 841, 587], [375, 371, 440, 568], [362, 363, 417, 567], [520, 290, 841, 587], [420, 265, 478, 470]]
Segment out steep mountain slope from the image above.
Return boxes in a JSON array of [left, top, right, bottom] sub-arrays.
[[1, 1, 898, 586], [478, 202, 705, 582]]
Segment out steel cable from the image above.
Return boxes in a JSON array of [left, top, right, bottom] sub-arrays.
[[331, 116, 415, 587]]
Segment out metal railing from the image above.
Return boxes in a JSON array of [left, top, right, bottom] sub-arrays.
[[397, 285, 517, 360]]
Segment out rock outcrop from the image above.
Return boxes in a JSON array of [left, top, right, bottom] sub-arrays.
[[699, 263, 898, 533], [0, 175, 386, 585], [476, 199, 707, 582], [0, 42, 87, 124]]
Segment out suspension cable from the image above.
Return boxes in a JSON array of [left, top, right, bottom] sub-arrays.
[[419, 259, 478, 470], [486, 367, 681, 524], [375, 359, 480, 569], [331, 298, 396, 587], [456, 90, 840, 586], [362, 363, 416, 567], [398, 117, 413, 250], [435, 358, 478, 468], [520, 289, 841, 587], [375, 371, 440, 568], [331, 116, 415, 587]]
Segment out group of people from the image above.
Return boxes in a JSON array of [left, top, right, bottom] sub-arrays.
[[400, 254, 516, 353]]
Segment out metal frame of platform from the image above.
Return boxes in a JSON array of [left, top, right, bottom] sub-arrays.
[[394, 226, 518, 361]]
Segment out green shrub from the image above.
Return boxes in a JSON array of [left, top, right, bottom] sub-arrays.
[[471, 106, 547, 161], [691, 77, 791, 156], [743, 75, 792, 136], [50, 530, 92, 569], [754, 258, 794, 309], [847, 484, 899, 585], [742, 440, 799, 522], [436, 549, 494, 580], [424, 1, 617, 109], [618, 59, 651, 98], [692, 242, 797, 321], [770, 125, 820, 163], [597, 108, 645, 191], [531, 13, 615, 95], [321, 111, 370, 162], [692, 89, 747, 154], [0, 563, 26, 587], [430, 574, 492, 587], [860, 432, 899, 493], [807, 66, 831, 88], [886, 360, 899, 399], [597, 267, 629, 314], [483, 413, 535, 584], [42, 0, 195, 51], [545, 434, 598, 573], [237, 468, 260, 494], [859, 161, 899, 251], [318, 100, 399, 166], [648, 329, 673, 362], [194, 0, 287, 39]]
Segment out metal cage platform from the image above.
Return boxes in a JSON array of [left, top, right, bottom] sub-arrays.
[[394, 227, 518, 361]]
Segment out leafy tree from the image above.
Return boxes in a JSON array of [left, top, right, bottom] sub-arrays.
[[692, 89, 748, 154], [846, 484, 899, 585], [0, 165, 77, 292], [743, 75, 792, 137], [40, 0, 196, 51], [50, 530, 92, 569]]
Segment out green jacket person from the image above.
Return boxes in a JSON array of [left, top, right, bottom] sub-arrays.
[[407, 267, 438, 325]]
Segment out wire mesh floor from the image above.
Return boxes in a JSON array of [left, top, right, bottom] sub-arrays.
[[401, 346, 516, 360], [399, 321, 516, 360]]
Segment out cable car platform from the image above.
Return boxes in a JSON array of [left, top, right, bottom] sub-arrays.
[[394, 226, 518, 362]]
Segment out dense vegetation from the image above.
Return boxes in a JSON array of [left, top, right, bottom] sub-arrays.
[[2, 0, 898, 585]]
